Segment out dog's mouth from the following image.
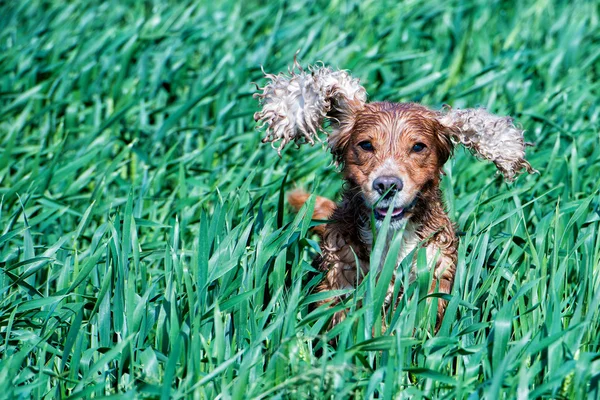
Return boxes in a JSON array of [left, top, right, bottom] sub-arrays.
[[373, 199, 417, 221], [374, 206, 405, 221]]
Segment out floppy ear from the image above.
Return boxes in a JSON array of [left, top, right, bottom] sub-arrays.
[[253, 59, 366, 156], [438, 107, 537, 181]]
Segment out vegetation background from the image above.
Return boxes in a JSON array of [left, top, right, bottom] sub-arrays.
[[1, 0, 599, 398]]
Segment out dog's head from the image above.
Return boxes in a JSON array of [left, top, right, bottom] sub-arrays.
[[333, 102, 452, 222], [254, 61, 536, 225]]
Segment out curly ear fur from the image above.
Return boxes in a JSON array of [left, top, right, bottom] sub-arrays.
[[439, 107, 537, 181], [253, 60, 366, 155]]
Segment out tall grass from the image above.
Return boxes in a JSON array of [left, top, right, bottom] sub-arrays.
[[1, 0, 599, 398]]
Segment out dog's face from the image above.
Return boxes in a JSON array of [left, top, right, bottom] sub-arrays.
[[339, 103, 452, 225]]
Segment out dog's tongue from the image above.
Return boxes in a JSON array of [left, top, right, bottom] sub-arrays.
[[376, 207, 404, 217]]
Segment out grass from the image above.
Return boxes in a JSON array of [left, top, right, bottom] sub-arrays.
[[1, 0, 599, 398]]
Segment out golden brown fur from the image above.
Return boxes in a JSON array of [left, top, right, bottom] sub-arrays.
[[288, 189, 336, 235]]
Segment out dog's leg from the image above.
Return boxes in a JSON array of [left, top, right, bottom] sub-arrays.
[[316, 225, 370, 327], [430, 257, 456, 331], [316, 260, 358, 326]]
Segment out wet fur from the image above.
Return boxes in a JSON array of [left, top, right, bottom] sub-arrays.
[[290, 103, 458, 329], [256, 62, 535, 331]]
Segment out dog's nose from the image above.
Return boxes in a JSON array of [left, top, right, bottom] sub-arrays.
[[373, 176, 403, 196]]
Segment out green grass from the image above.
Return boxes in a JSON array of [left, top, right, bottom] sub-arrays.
[[1, 0, 599, 398]]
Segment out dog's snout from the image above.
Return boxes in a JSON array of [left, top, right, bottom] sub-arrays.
[[373, 176, 403, 196]]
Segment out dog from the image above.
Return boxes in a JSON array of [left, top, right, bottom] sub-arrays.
[[253, 60, 536, 330]]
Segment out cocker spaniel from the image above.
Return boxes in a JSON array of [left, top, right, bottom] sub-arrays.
[[253, 59, 536, 329]]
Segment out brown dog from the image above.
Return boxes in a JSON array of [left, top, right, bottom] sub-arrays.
[[254, 60, 535, 329]]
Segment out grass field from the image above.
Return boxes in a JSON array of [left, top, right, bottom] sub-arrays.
[[1, 0, 600, 398]]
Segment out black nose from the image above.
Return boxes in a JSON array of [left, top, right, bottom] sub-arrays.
[[373, 176, 403, 196]]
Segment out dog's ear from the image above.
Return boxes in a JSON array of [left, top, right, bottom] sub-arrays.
[[254, 59, 366, 156], [433, 122, 454, 168], [438, 107, 537, 181]]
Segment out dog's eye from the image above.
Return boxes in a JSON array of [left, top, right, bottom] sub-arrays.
[[412, 143, 426, 153], [358, 141, 374, 152]]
